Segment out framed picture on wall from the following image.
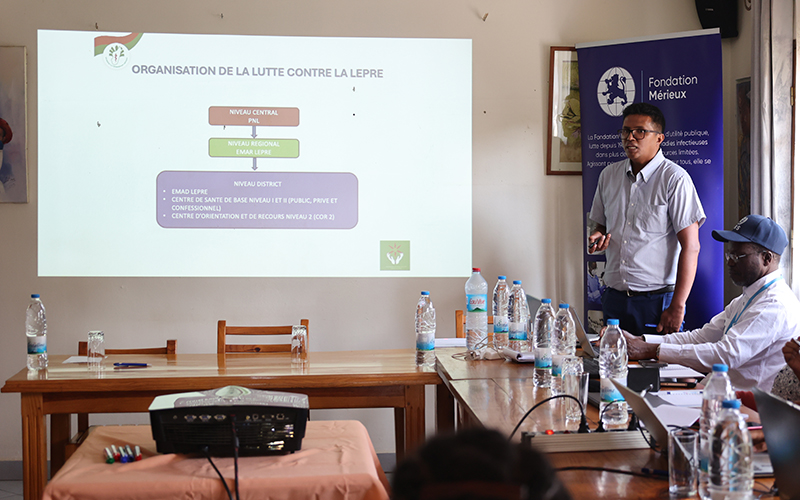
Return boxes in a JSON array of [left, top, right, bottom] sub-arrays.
[[0, 46, 28, 202], [546, 46, 581, 175]]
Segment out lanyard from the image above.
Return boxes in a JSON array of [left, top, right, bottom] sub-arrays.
[[724, 276, 781, 335]]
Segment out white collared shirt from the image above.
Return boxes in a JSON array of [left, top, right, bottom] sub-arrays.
[[588, 150, 706, 291], [645, 270, 800, 390]]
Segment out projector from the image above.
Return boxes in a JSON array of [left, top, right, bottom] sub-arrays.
[[149, 386, 309, 456]]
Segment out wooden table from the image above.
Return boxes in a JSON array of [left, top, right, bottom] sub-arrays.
[[436, 349, 777, 499], [43, 421, 390, 500], [2, 349, 442, 500]]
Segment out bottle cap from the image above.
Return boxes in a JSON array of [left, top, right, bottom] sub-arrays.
[[498, 275, 506, 280], [712, 363, 729, 372], [513, 280, 521, 284], [31, 294, 40, 298], [541, 298, 551, 304], [420, 291, 430, 296], [722, 399, 741, 409], [559, 303, 569, 309], [472, 267, 481, 272], [607, 318, 620, 326]]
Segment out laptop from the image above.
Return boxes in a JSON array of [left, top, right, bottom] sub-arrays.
[[753, 388, 800, 498], [610, 379, 670, 449], [570, 306, 599, 358]]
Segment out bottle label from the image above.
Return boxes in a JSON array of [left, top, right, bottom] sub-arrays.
[[493, 317, 509, 334], [416, 338, 434, 351], [534, 348, 552, 369], [466, 294, 487, 313], [508, 322, 526, 340], [600, 377, 625, 404], [27, 336, 46, 354], [551, 354, 564, 376]]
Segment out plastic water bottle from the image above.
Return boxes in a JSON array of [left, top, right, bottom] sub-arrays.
[[699, 364, 735, 500], [492, 276, 509, 351], [599, 318, 627, 425], [532, 298, 555, 388], [26, 294, 48, 371], [707, 399, 753, 500], [465, 268, 488, 354], [415, 291, 436, 367], [508, 281, 529, 352], [551, 303, 576, 394]]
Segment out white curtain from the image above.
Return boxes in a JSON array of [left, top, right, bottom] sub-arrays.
[[751, 0, 793, 286]]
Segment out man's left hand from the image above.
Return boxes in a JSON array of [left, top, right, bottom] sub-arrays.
[[623, 329, 658, 360], [658, 303, 685, 334]]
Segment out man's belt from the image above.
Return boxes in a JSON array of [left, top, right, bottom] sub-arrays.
[[612, 285, 675, 297]]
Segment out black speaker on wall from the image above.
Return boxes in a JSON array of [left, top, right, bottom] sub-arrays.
[[696, 0, 739, 39]]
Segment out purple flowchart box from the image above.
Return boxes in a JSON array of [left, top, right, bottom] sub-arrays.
[[157, 171, 358, 229]]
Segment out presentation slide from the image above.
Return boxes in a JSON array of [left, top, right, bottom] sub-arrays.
[[38, 30, 472, 277]]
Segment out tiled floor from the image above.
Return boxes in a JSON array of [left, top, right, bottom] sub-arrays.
[[0, 481, 22, 500]]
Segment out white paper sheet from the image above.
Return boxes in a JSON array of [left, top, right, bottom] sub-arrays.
[[64, 356, 88, 363], [660, 364, 704, 379], [657, 390, 704, 408]]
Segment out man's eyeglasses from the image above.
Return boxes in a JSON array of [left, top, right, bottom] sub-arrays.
[[617, 128, 662, 140], [724, 252, 759, 263]]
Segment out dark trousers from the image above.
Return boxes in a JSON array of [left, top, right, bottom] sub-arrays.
[[601, 287, 674, 336]]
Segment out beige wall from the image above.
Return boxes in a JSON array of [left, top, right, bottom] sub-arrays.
[[0, 0, 749, 461]]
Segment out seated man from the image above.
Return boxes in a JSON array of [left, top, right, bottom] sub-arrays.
[[625, 214, 800, 391]]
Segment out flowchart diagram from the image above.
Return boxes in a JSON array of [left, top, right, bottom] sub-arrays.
[[156, 106, 358, 230]]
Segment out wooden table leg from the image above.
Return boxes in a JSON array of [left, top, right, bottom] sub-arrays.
[[49, 413, 70, 475], [435, 383, 455, 432], [393, 407, 405, 463], [21, 393, 46, 500], [403, 384, 425, 456]]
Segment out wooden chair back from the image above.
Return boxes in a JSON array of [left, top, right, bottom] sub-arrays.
[[455, 310, 494, 340], [218, 319, 309, 354], [77, 339, 177, 356]]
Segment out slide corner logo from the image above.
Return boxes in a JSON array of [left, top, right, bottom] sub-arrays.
[[94, 33, 143, 69], [596, 67, 635, 117], [380, 240, 410, 271]]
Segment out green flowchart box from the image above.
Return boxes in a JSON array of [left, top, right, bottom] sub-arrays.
[[209, 138, 299, 158]]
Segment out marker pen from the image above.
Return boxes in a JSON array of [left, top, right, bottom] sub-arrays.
[[134, 445, 142, 461], [111, 444, 121, 462], [113, 363, 151, 369], [104, 447, 115, 464], [125, 444, 134, 458], [119, 446, 130, 463]]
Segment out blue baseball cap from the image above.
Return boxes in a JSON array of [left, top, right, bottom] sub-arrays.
[[712, 214, 788, 255]]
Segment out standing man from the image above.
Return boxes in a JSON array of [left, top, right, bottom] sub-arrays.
[[588, 103, 705, 335], [624, 215, 798, 391]]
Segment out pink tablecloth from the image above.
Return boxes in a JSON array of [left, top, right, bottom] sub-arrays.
[[44, 420, 390, 500]]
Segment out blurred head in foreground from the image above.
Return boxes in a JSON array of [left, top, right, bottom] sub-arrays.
[[392, 428, 572, 500]]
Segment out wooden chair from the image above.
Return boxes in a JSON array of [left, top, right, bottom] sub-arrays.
[[217, 319, 309, 354], [63, 339, 178, 463]]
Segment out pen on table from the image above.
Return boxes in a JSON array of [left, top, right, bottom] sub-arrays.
[[113, 363, 151, 369], [641, 467, 668, 477]]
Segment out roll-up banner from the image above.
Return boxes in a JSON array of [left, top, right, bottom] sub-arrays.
[[577, 30, 723, 334]]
